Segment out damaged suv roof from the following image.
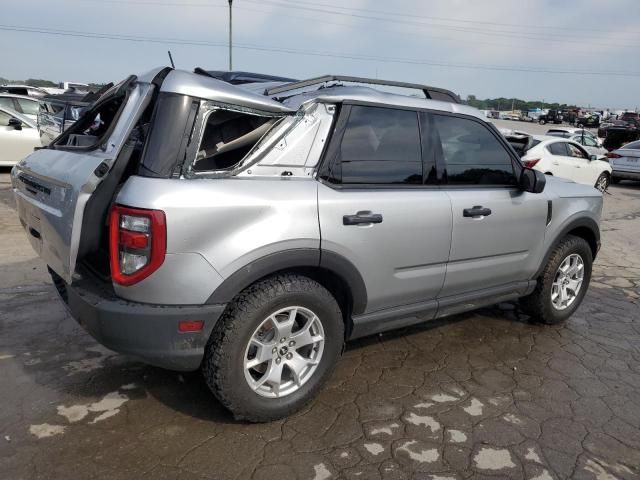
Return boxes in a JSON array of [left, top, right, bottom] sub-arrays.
[[154, 68, 480, 119]]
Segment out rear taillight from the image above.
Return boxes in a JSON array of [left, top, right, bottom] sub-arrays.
[[109, 205, 166, 286], [605, 152, 621, 159], [522, 158, 540, 168]]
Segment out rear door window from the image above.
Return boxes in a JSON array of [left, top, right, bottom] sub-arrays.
[[568, 143, 589, 159], [433, 114, 516, 185], [16, 98, 39, 117], [0, 97, 14, 110], [547, 142, 570, 156], [331, 105, 423, 185]]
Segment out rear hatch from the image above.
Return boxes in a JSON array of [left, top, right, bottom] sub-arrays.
[[11, 74, 156, 283]]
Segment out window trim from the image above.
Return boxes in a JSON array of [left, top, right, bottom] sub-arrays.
[[317, 102, 437, 189], [546, 141, 570, 157], [316, 100, 524, 190], [429, 110, 522, 189]]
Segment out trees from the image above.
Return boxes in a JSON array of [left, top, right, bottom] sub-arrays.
[[465, 95, 578, 111]]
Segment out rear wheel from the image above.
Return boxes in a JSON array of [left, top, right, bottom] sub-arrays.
[[595, 172, 610, 192], [520, 235, 592, 325], [202, 274, 344, 422]]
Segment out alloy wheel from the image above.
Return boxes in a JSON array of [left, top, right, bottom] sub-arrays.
[[596, 175, 609, 193], [243, 306, 325, 398], [551, 253, 585, 310]]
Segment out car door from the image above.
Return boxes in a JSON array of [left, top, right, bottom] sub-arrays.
[[567, 142, 598, 185], [317, 104, 453, 317], [432, 112, 548, 299], [546, 141, 577, 179], [0, 109, 40, 164]]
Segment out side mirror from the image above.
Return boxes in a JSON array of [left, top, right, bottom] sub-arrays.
[[8, 118, 22, 130], [520, 167, 546, 193], [589, 154, 598, 161]]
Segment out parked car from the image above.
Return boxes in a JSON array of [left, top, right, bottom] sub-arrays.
[[37, 92, 92, 145], [545, 127, 598, 141], [600, 125, 640, 151], [568, 134, 607, 159], [12, 68, 603, 421], [619, 111, 640, 127], [0, 94, 40, 122], [538, 109, 563, 125], [37, 85, 112, 145], [0, 107, 41, 167], [575, 114, 600, 128], [0, 84, 50, 97], [607, 140, 640, 183], [520, 136, 612, 192]]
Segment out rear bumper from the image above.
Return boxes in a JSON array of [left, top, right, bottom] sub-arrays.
[[51, 270, 226, 371], [612, 169, 640, 181]]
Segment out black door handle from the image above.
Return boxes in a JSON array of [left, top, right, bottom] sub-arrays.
[[463, 205, 492, 217], [343, 212, 383, 225]]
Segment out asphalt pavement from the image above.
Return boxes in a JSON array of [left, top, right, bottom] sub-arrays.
[[1, 169, 639, 480]]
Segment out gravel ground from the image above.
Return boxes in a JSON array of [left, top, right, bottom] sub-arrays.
[[1, 169, 639, 480]]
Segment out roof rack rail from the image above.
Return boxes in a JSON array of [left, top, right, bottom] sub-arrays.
[[194, 67, 297, 85], [265, 75, 461, 104]]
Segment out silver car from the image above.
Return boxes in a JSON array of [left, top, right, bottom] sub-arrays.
[[11, 68, 603, 421], [608, 140, 640, 183]]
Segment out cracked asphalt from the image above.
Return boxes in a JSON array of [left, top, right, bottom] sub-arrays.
[[1, 169, 640, 480]]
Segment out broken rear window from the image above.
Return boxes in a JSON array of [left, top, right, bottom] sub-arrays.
[[50, 77, 134, 150], [192, 109, 278, 172]]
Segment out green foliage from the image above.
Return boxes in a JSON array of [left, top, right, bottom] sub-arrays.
[[24, 78, 58, 88], [466, 95, 578, 111]]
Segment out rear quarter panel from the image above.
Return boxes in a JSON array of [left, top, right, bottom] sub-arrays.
[[113, 176, 320, 304]]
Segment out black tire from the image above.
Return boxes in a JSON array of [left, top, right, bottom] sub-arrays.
[[202, 274, 344, 422], [539, 119, 546, 125], [595, 172, 610, 192], [520, 235, 593, 325]]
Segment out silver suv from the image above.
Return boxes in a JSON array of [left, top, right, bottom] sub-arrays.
[[11, 68, 603, 422]]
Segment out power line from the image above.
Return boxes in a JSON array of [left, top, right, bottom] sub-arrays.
[[242, 0, 640, 48], [274, 0, 640, 35], [57, 0, 638, 51], [2, 23, 640, 77]]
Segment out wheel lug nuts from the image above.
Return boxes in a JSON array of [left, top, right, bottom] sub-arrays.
[[289, 340, 295, 347], [275, 357, 281, 364], [286, 353, 293, 360], [272, 347, 277, 354], [280, 338, 286, 343]]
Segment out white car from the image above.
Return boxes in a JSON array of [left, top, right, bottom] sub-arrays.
[[0, 94, 40, 122], [608, 140, 640, 183], [0, 107, 42, 167], [521, 136, 612, 192], [546, 128, 598, 140], [566, 133, 608, 159]]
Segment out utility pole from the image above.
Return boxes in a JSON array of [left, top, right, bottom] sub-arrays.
[[228, 0, 233, 71]]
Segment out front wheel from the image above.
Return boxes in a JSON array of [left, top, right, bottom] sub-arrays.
[[202, 274, 344, 422], [595, 173, 610, 192], [520, 235, 592, 324]]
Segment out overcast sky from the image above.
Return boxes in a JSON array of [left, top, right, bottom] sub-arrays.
[[2, 0, 640, 108]]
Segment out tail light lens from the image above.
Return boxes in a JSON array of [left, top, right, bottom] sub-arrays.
[[605, 152, 621, 159], [522, 158, 540, 168], [109, 205, 166, 286]]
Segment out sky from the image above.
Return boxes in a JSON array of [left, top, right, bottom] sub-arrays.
[[2, 0, 640, 109]]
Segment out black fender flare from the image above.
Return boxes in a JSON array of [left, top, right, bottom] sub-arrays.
[[206, 248, 368, 315], [533, 216, 600, 279]]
